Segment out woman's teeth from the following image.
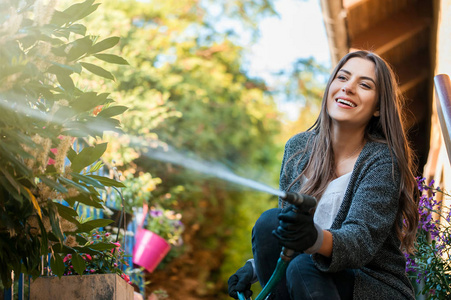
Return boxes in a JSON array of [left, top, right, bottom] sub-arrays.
[[337, 98, 356, 107]]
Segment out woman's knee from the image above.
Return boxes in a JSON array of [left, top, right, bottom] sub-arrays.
[[286, 253, 313, 284], [253, 208, 280, 237]]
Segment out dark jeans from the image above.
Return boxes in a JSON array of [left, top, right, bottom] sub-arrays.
[[252, 208, 355, 300]]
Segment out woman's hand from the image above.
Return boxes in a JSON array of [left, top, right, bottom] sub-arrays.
[[227, 261, 254, 299], [272, 205, 322, 253]]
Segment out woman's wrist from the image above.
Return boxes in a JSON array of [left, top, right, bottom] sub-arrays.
[[304, 223, 324, 254]]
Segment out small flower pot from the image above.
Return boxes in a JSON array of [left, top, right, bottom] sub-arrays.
[[133, 229, 170, 272], [30, 273, 134, 300]]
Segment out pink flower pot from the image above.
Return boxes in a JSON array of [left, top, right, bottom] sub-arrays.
[[133, 229, 170, 272]]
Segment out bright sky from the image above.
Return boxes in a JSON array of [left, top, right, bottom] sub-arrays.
[[246, 0, 331, 84], [242, 0, 330, 120]]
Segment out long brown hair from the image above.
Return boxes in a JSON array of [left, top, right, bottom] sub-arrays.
[[288, 50, 418, 252]]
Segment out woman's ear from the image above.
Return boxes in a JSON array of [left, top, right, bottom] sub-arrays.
[[373, 110, 380, 117]]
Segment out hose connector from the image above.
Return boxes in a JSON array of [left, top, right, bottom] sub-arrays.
[[281, 192, 317, 212]]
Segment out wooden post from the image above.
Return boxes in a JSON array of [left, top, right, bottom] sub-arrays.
[[434, 74, 451, 165]]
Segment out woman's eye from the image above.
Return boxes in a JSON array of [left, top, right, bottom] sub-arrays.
[[337, 75, 346, 80], [361, 83, 371, 89]]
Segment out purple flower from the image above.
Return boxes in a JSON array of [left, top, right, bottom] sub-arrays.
[[150, 209, 163, 217]]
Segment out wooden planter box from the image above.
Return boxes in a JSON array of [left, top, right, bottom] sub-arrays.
[[30, 273, 134, 300]]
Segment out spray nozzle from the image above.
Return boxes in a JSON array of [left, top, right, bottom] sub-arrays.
[[281, 192, 317, 212]]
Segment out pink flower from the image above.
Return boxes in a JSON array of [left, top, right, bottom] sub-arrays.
[[113, 263, 118, 267], [105, 232, 111, 237], [111, 242, 121, 253], [120, 274, 130, 282], [63, 254, 72, 262], [84, 254, 92, 261]]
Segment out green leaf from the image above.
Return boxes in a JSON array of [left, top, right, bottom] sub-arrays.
[[38, 176, 68, 193], [89, 37, 120, 54], [56, 72, 75, 92], [60, 0, 99, 25], [70, 143, 108, 173], [97, 106, 128, 118], [65, 194, 104, 209], [76, 219, 114, 232], [67, 147, 77, 162], [67, 36, 93, 61], [0, 167, 21, 194], [80, 62, 115, 80], [70, 172, 104, 189], [93, 54, 129, 65], [58, 176, 90, 195], [88, 175, 125, 187], [48, 201, 64, 243], [89, 160, 104, 173], [67, 24, 87, 35], [48, 63, 78, 75], [50, 254, 65, 277], [86, 242, 116, 251], [71, 253, 86, 275], [54, 202, 78, 218], [71, 92, 109, 113]]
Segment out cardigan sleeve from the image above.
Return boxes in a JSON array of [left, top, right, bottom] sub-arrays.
[[278, 139, 291, 208], [313, 150, 401, 272], [278, 132, 311, 208]]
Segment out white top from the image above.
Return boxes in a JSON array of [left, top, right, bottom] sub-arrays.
[[302, 172, 352, 230]]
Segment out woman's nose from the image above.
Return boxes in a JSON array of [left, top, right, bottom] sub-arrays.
[[341, 83, 355, 94]]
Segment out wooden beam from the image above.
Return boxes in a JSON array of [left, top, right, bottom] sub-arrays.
[[319, 0, 349, 65], [350, 5, 431, 56]]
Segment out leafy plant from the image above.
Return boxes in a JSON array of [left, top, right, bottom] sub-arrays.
[[117, 172, 162, 214], [405, 177, 451, 298], [146, 206, 184, 246], [55, 230, 131, 283], [0, 0, 127, 287]]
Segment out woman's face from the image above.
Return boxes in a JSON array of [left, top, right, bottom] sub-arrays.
[[326, 57, 379, 129]]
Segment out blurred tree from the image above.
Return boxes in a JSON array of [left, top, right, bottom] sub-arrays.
[[276, 57, 329, 140], [78, 0, 282, 298], [75, 0, 328, 298]]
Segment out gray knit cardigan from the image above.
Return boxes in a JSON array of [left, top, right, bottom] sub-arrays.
[[279, 131, 415, 300]]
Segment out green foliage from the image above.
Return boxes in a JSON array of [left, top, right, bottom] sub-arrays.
[[0, 0, 126, 287], [119, 172, 161, 214], [55, 230, 129, 280]]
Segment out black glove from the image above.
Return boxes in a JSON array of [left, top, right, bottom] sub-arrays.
[[228, 261, 254, 299], [272, 205, 320, 253]]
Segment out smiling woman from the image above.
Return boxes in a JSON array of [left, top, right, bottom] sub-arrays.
[[228, 50, 419, 300]]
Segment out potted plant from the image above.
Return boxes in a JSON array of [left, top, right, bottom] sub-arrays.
[[30, 230, 135, 299], [133, 205, 184, 272]]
